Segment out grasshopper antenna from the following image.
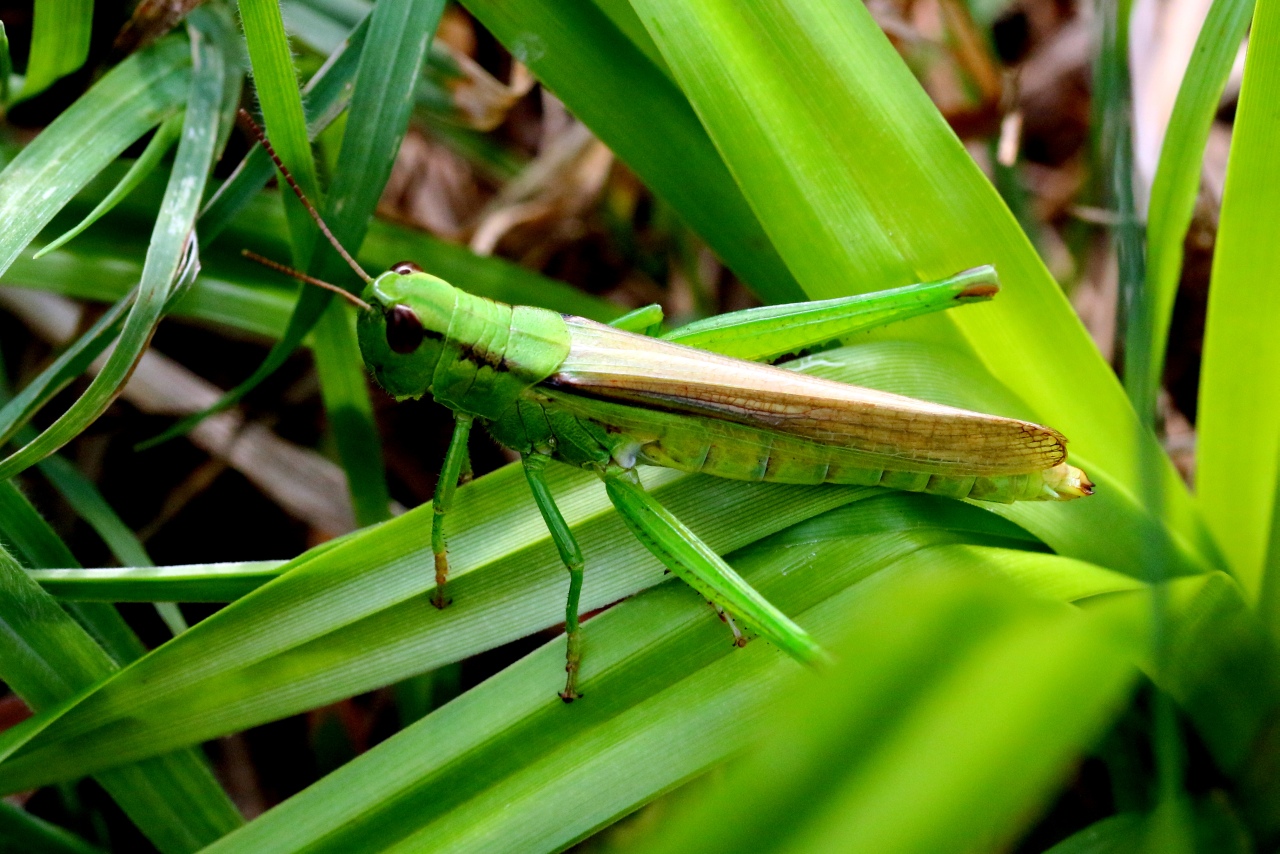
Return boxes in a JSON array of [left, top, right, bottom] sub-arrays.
[[243, 249, 373, 311], [237, 108, 374, 284]]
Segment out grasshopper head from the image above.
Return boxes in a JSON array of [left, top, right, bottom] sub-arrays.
[[357, 262, 456, 400]]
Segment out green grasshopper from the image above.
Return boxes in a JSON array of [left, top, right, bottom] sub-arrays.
[[247, 125, 1092, 701]]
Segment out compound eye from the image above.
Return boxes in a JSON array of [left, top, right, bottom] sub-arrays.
[[392, 260, 422, 275], [385, 304, 425, 354]]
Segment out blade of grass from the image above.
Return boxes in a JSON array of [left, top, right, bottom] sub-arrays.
[[631, 578, 1136, 854], [18, 0, 94, 100], [28, 560, 287, 601], [34, 114, 185, 260], [0, 35, 190, 278], [1126, 0, 1255, 423], [0, 13, 225, 481], [0, 799, 104, 854], [625, 0, 1219, 576], [0, 294, 131, 448], [0, 540, 242, 852], [458, 0, 806, 303], [199, 540, 1138, 854], [237, 0, 398, 524], [1197, 0, 1280, 602], [0, 21, 11, 104]]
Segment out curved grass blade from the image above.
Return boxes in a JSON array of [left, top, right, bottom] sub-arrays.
[[0, 22, 11, 105], [198, 535, 1139, 854], [0, 799, 103, 854], [0, 294, 131, 448], [1196, 0, 1280, 602], [625, 0, 1219, 577], [1127, 0, 1255, 423], [18, 0, 93, 100], [28, 560, 286, 602], [458, 0, 806, 303], [0, 535, 241, 851], [0, 14, 225, 482], [0, 36, 190, 278], [631, 579, 1136, 854], [34, 114, 185, 260], [145, 0, 441, 472]]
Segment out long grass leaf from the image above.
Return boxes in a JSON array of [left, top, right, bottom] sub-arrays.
[[200, 543, 1136, 853], [0, 529, 241, 851], [0, 799, 103, 854], [0, 16, 225, 481], [1197, 0, 1280, 601], [0, 36, 190, 278], [631, 578, 1136, 854], [459, 0, 806, 303], [33, 114, 185, 260], [19, 0, 94, 100], [1128, 0, 1255, 423], [625, 0, 1219, 576]]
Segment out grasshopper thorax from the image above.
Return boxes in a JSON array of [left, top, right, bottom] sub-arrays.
[[357, 262, 574, 419]]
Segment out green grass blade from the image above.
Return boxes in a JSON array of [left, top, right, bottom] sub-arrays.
[[1197, 0, 1280, 601], [238, 0, 391, 523], [19, 0, 94, 100], [0, 21, 11, 105], [28, 560, 286, 602], [626, 0, 1218, 576], [0, 36, 190, 278], [199, 538, 1137, 854], [459, 0, 806, 303], [0, 799, 103, 854], [34, 114, 185, 260], [1128, 0, 1255, 423], [239, 0, 325, 253], [0, 529, 241, 851], [200, 13, 368, 240], [0, 16, 225, 482], [631, 577, 1136, 854], [312, 301, 391, 523], [0, 295, 130, 447]]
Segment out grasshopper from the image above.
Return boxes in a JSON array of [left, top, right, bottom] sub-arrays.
[[246, 120, 1092, 701]]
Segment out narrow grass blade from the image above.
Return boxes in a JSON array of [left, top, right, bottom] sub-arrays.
[[0, 21, 11, 104], [626, 0, 1219, 575], [459, 0, 806, 303], [1127, 0, 1255, 423], [199, 539, 1137, 854], [28, 560, 286, 602], [0, 15, 225, 482], [0, 36, 190, 278], [18, 0, 94, 100], [239, 0, 325, 254], [199, 14, 369, 240], [34, 114, 185, 260], [0, 532, 241, 851], [0, 799, 103, 854], [1197, 0, 1280, 601], [0, 294, 131, 448], [631, 577, 1136, 854]]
